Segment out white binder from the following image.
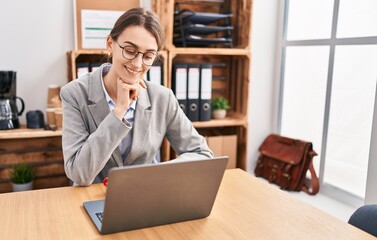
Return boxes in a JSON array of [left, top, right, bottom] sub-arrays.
[[173, 63, 188, 115]]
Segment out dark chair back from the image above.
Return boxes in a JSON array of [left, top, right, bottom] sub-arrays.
[[348, 204, 377, 237]]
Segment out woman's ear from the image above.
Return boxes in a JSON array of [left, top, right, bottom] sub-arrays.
[[106, 36, 113, 51]]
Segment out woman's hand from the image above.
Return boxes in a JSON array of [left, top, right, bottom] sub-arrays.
[[139, 79, 147, 89], [113, 78, 147, 119]]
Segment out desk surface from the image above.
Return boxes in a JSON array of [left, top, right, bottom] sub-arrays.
[[0, 169, 373, 240]]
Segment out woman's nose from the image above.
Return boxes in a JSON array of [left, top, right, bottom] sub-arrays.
[[131, 53, 143, 67]]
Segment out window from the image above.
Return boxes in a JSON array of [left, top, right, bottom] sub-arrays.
[[278, 0, 377, 201]]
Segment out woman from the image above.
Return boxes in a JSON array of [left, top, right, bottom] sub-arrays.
[[61, 7, 213, 186]]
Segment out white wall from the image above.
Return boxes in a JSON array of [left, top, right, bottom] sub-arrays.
[[247, 0, 279, 172], [0, 0, 74, 124]]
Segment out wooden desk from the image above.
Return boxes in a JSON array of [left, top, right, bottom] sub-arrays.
[[0, 127, 68, 192], [0, 169, 373, 239]]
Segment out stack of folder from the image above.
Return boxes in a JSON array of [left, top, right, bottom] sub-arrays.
[[76, 62, 104, 78], [173, 9, 233, 48], [172, 63, 213, 122]]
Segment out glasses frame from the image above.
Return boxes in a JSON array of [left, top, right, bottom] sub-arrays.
[[116, 42, 158, 66]]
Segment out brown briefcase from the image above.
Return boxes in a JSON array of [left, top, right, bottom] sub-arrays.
[[254, 134, 320, 195]]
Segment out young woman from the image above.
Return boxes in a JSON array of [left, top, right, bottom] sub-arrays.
[[60, 7, 213, 186]]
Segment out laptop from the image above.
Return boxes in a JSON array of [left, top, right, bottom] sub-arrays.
[[83, 156, 229, 234]]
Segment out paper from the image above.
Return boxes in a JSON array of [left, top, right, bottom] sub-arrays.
[[81, 9, 124, 49]]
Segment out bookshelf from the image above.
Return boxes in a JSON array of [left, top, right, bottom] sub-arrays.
[[155, 0, 252, 169]]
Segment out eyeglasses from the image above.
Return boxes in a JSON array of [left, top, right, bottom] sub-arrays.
[[116, 42, 158, 66]]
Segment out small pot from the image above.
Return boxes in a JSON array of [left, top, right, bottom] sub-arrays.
[[12, 181, 33, 192], [212, 109, 227, 119]]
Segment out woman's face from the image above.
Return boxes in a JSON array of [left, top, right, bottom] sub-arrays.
[[107, 25, 158, 84]]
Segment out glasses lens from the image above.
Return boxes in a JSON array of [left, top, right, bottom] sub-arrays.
[[121, 45, 157, 66], [142, 52, 157, 66], [122, 46, 138, 60]]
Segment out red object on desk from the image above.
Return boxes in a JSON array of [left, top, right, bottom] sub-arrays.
[[103, 177, 108, 187]]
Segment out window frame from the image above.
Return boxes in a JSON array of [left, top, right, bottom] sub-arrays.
[[276, 0, 377, 206]]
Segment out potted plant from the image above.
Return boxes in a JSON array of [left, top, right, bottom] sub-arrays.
[[211, 97, 230, 119], [11, 163, 34, 192]]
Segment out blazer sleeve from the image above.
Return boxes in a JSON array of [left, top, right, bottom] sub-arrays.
[[165, 90, 213, 160], [60, 83, 131, 186]]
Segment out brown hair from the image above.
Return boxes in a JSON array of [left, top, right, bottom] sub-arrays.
[[109, 7, 163, 50]]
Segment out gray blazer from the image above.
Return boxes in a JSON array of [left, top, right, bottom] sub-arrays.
[[61, 63, 213, 186]]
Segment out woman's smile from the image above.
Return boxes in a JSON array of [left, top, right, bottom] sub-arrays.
[[124, 65, 141, 76]]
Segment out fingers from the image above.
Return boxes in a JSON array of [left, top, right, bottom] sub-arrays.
[[117, 78, 144, 102], [116, 78, 131, 105], [130, 88, 138, 101], [139, 79, 147, 89], [114, 78, 142, 119]]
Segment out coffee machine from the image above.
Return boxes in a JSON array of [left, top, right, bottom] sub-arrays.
[[0, 71, 25, 130]]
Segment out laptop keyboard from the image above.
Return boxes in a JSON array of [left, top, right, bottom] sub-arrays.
[[95, 212, 104, 222]]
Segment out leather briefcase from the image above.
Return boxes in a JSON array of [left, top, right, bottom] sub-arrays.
[[254, 134, 320, 195]]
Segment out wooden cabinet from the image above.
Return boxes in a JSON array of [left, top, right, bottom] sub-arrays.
[[66, 0, 252, 169], [155, 0, 252, 169], [0, 127, 69, 193], [66, 49, 109, 81], [158, 0, 252, 50]]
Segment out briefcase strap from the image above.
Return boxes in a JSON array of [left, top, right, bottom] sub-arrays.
[[302, 161, 320, 195]]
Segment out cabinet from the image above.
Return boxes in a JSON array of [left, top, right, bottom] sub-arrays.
[[0, 127, 69, 193], [66, 0, 252, 170], [155, 0, 252, 169], [66, 49, 110, 81]]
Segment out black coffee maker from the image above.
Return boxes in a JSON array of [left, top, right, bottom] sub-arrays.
[[0, 71, 25, 130]]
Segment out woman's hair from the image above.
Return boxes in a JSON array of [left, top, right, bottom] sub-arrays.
[[109, 7, 164, 50]]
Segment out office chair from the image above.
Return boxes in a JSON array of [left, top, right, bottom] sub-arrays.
[[348, 204, 377, 237]]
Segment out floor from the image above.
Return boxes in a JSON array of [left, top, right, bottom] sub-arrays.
[[288, 191, 357, 222]]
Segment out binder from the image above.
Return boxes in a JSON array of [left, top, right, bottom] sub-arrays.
[[76, 62, 90, 78], [199, 64, 212, 121], [148, 65, 162, 85], [187, 63, 200, 121], [172, 63, 188, 115], [90, 62, 102, 72]]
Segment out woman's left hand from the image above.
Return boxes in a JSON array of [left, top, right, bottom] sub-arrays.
[[129, 79, 147, 101], [138, 79, 147, 90]]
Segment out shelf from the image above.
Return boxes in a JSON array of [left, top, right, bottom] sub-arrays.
[[69, 49, 109, 55], [169, 47, 250, 56], [174, 24, 233, 35], [66, 50, 109, 81], [163, 0, 252, 50], [0, 126, 67, 193], [192, 112, 247, 128], [168, 53, 250, 118], [0, 127, 62, 139], [174, 10, 233, 24]]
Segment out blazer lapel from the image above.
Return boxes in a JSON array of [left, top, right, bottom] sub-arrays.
[[87, 63, 123, 167], [125, 87, 152, 165]]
